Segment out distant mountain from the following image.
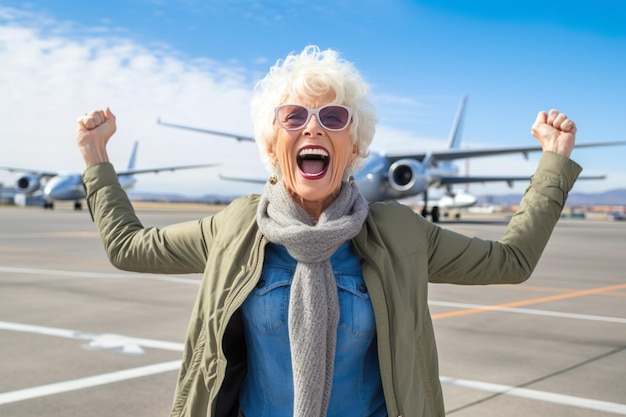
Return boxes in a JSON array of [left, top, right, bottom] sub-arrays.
[[477, 188, 626, 206], [127, 188, 626, 207], [567, 189, 626, 206]]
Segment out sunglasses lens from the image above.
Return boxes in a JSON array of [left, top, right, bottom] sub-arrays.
[[276, 105, 351, 130], [277, 105, 309, 130], [319, 106, 350, 130]]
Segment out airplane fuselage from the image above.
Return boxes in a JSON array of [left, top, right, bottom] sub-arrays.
[[42, 173, 136, 208], [43, 174, 86, 201]]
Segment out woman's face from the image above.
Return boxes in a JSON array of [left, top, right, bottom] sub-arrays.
[[268, 94, 357, 208]]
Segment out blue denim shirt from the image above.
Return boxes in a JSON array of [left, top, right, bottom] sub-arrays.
[[239, 241, 386, 417]]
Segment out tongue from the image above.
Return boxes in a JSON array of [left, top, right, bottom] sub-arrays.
[[301, 159, 325, 175]]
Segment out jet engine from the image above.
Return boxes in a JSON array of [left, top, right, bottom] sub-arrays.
[[15, 175, 42, 193], [388, 159, 427, 194]]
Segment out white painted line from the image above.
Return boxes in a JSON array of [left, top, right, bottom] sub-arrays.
[[440, 376, 626, 415], [429, 300, 626, 324], [0, 360, 181, 405], [0, 320, 88, 339], [0, 321, 185, 352], [0, 266, 201, 285]]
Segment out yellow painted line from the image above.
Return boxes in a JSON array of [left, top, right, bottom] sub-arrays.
[[432, 282, 626, 320], [505, 283, 626, 297]]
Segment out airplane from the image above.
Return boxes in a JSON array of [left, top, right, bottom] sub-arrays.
[[0, 141, 218, 210], [157, 96, 626, 222]]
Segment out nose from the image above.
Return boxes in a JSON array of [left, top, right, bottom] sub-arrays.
[[302, 114, 324, 136]]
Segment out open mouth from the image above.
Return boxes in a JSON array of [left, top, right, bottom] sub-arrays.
[[297, 146, 329, 179]]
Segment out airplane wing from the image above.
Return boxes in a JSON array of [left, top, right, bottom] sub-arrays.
[[157, 117, 626, 164], [116, 163, 220, 176], [218, 173, 609, 188], [383, 140, 626, 163], [218, 173, 266, 184], [0, 165, 58, 177], [157, 118, 255, 142]]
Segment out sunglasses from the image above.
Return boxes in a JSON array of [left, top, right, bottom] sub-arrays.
[[274, 104, 353, 131]]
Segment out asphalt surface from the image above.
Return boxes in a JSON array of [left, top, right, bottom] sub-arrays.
[[1, 202, 624, 416]]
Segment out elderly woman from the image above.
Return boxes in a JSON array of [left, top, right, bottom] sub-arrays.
[[77, 45, 581, 417]]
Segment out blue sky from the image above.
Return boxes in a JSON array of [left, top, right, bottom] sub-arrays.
[[1, 0, 625, 197]]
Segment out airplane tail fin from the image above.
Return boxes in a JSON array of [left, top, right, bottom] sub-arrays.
[[118, 141, 138, 190], [127, 141, 139, 170], [446, 95, 467, 150]]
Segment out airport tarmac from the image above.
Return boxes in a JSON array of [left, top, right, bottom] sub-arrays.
[[1, 202, 625, 417]]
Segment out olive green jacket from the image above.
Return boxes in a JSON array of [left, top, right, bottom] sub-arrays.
[[83, 152, 581, 417]]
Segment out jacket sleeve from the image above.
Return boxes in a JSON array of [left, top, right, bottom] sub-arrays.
[[82, 162, 208, 274], [427, 151, 582, 284]]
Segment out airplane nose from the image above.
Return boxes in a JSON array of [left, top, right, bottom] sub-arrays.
[[43, 180, 61, 199], [43, 175, 83, 200]]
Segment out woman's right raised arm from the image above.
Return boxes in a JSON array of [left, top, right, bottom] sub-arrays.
[[77, 108, 208, 274]]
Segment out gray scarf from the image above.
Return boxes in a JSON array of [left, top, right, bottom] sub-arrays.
[[256, 178, 369, 416]]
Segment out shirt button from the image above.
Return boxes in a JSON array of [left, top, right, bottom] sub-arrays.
[[256, 279, 266, 288], [359, 284, 368, 293]]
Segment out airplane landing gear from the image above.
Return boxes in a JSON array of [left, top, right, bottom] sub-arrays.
[[421, 191, 440, 222], [431, 206, 440, 223], [420, 206, 440, 222]]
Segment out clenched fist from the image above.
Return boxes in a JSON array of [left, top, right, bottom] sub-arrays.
[[76, 107, 117, 167], [531, 109, 577, 158]]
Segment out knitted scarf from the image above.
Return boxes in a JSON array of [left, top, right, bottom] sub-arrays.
[[256, 178, 369, 416]]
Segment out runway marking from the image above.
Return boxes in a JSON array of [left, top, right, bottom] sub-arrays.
[[429, 301, 626, 324], [3, 322, 624, 412], [431, 283, 626, 320], [0, 266, 201, 285], [0, 321, 184, 404], [511, 284, 626, 297], [0, 360, 181, 405], [440, 376, 626, 415], [0, 321, 185, 352]]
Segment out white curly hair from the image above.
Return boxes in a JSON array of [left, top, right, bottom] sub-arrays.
[[251, 45, 377, 176]]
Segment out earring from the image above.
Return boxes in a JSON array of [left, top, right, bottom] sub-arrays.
[[269, 162, 279, 185], [346, 163, 356, 186]]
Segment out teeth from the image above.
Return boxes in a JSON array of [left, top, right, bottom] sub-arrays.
[[298, 148, 329, 158]]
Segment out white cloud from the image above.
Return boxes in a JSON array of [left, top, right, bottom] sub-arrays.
[[0, 17, 264, 197]]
